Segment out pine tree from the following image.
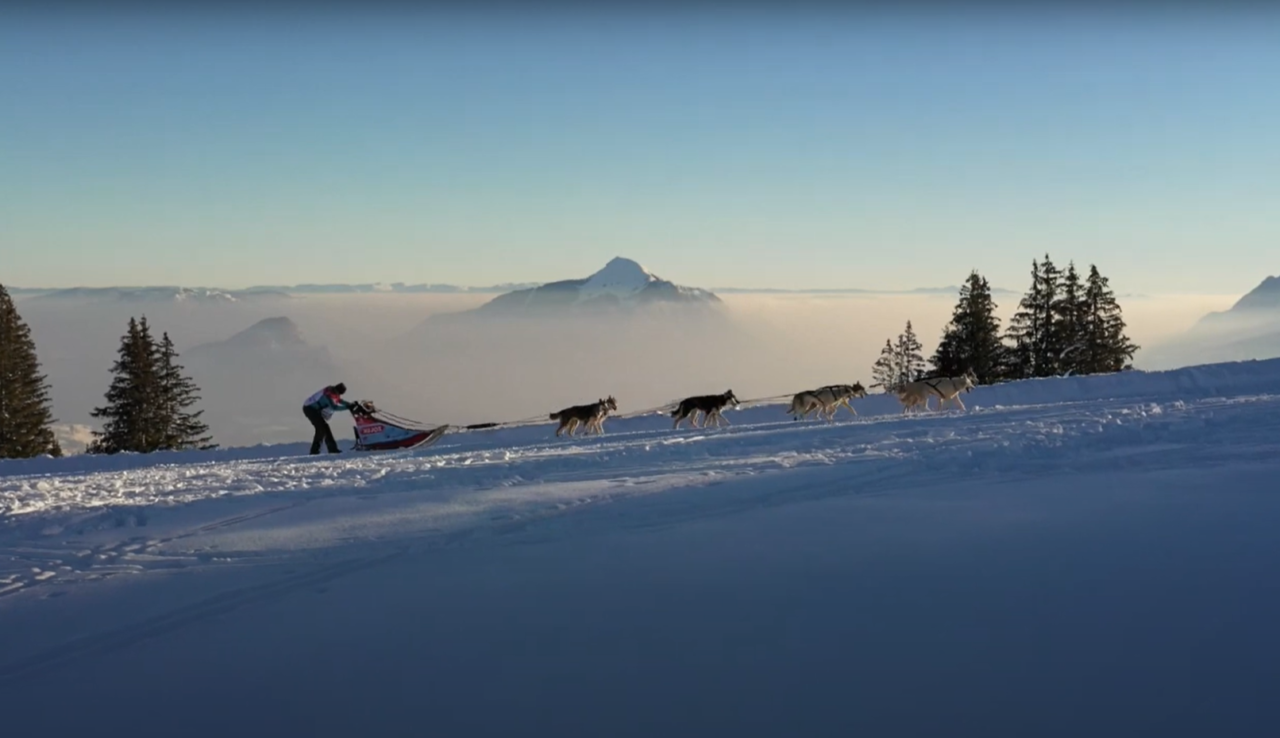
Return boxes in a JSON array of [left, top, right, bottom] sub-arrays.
[[0, 284, 61, 458], [1039, 255, 1062, 374], [1004, 255, 1063, 379], [1080, 265, 1139, 373], [872, 323, 926, 392], [895, 321, 926, 387], [90, 316, 164, 454], [1003, 259, 1041, 379], [1053, 262, 1088, 375], [871, 339, 899, 393], [156, 332, 215, 450], [930, 271, 1005, 384]]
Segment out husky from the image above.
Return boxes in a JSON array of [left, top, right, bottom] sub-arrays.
[[672, 390, 740, 429], [582, 396, 619, 436], [897, 371, 977, 413], [787, 383, 867, 422], [550, 396, 618, 437]]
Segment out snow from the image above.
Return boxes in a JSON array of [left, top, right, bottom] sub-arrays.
[[3, 358, 1280, 735], [575, 256, 659, 302]]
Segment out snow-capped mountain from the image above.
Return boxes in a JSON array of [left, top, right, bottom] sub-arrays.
[[432, 257, 720, 321], [576, 256, 661, 301]]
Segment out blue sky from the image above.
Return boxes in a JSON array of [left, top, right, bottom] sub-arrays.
[[2, 8, 1278, 294]]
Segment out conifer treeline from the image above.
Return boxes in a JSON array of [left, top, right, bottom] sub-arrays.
[[874, 255, 1138, 390]]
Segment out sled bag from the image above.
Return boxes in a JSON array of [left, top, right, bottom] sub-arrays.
[[352, 413, 446, 451]]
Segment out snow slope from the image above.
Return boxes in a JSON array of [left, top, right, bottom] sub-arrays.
[[3, 359, 1280, 735]]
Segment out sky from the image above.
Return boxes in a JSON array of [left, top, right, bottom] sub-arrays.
[[2, 6, 1279, 295]]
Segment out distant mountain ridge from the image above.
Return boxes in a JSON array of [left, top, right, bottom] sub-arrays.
[[10, 278, 1027, 301], [1139, 274, 1280, 370], [26, 286, 292, 303], [1194, 274, 1280, 327], [182, 317, 344, 446], [711, 285, 1020, 296], [1225, 275, 1280, 313], [187, 316, 321, 356], [239, 282, 540, 295], [12, 284, 536, 302]]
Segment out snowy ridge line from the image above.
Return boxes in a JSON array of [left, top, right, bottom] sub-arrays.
[[3, 393, 1278, 522], [450, 357, 1280, 429], [2, 356, 1279, 481]]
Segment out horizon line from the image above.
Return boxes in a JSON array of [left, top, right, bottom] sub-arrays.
[[3, 283, 1209, 301]]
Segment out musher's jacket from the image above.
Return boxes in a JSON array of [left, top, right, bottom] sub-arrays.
[[304, 387, 357, 420]]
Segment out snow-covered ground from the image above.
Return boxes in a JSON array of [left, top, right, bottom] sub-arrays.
[[3, 359, 1280, 736]]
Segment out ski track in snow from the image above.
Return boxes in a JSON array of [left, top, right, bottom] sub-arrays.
[[3, 361, 1280, 601]]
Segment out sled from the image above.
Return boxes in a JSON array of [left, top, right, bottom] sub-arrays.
[[350, 401, 450, 452]]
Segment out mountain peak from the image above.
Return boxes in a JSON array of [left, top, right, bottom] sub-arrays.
[[221, 316, 308, 349], [425, 258, 720, 323], [595, 256, 652, 279], [1230, 275, 1280, 312], [579, 257, 657, 301]]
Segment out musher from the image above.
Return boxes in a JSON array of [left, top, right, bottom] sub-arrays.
[[303, 382, 359, 455]]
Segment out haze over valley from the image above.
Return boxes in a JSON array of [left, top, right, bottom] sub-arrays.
[[10, 257, 1248, 450]]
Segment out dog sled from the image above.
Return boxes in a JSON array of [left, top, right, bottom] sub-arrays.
[[350, 401, 450, 452]]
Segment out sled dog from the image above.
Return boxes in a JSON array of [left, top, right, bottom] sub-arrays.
[[550, 396, 618, 437], [897, 371, 977, 413], [672, 390, 740, 429], [787, 383, 867, 422]]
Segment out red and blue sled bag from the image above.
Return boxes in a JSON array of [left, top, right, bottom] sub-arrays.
[[352, 411, 448, 452]]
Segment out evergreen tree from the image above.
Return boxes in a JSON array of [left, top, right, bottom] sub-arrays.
[[895, 321, 926, 387], [0, 284, 61, 458], [872, 323, 926, 392], [930, 271, 1005, 384], [1039, 255, 1062, 374], [1052, 262, 1088, 375], [1004, 255, 1062, 379], [90, 316, 164, 454], [156, 332, 215, 450], [1080, 265, 1139, 373], [1003, 259, 1041, 379], [871, 339, 900, 392]]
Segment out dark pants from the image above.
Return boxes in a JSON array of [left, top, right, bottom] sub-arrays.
[[304, 405, 339, 454]]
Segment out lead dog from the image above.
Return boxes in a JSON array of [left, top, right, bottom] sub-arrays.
[[897, 371, 977, 413], [672, 390, 740, 429], [550, 396, 618, 437], [787, 383, 867, 422]]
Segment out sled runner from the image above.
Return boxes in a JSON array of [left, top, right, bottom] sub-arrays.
[[350, 401, 449, 452]]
